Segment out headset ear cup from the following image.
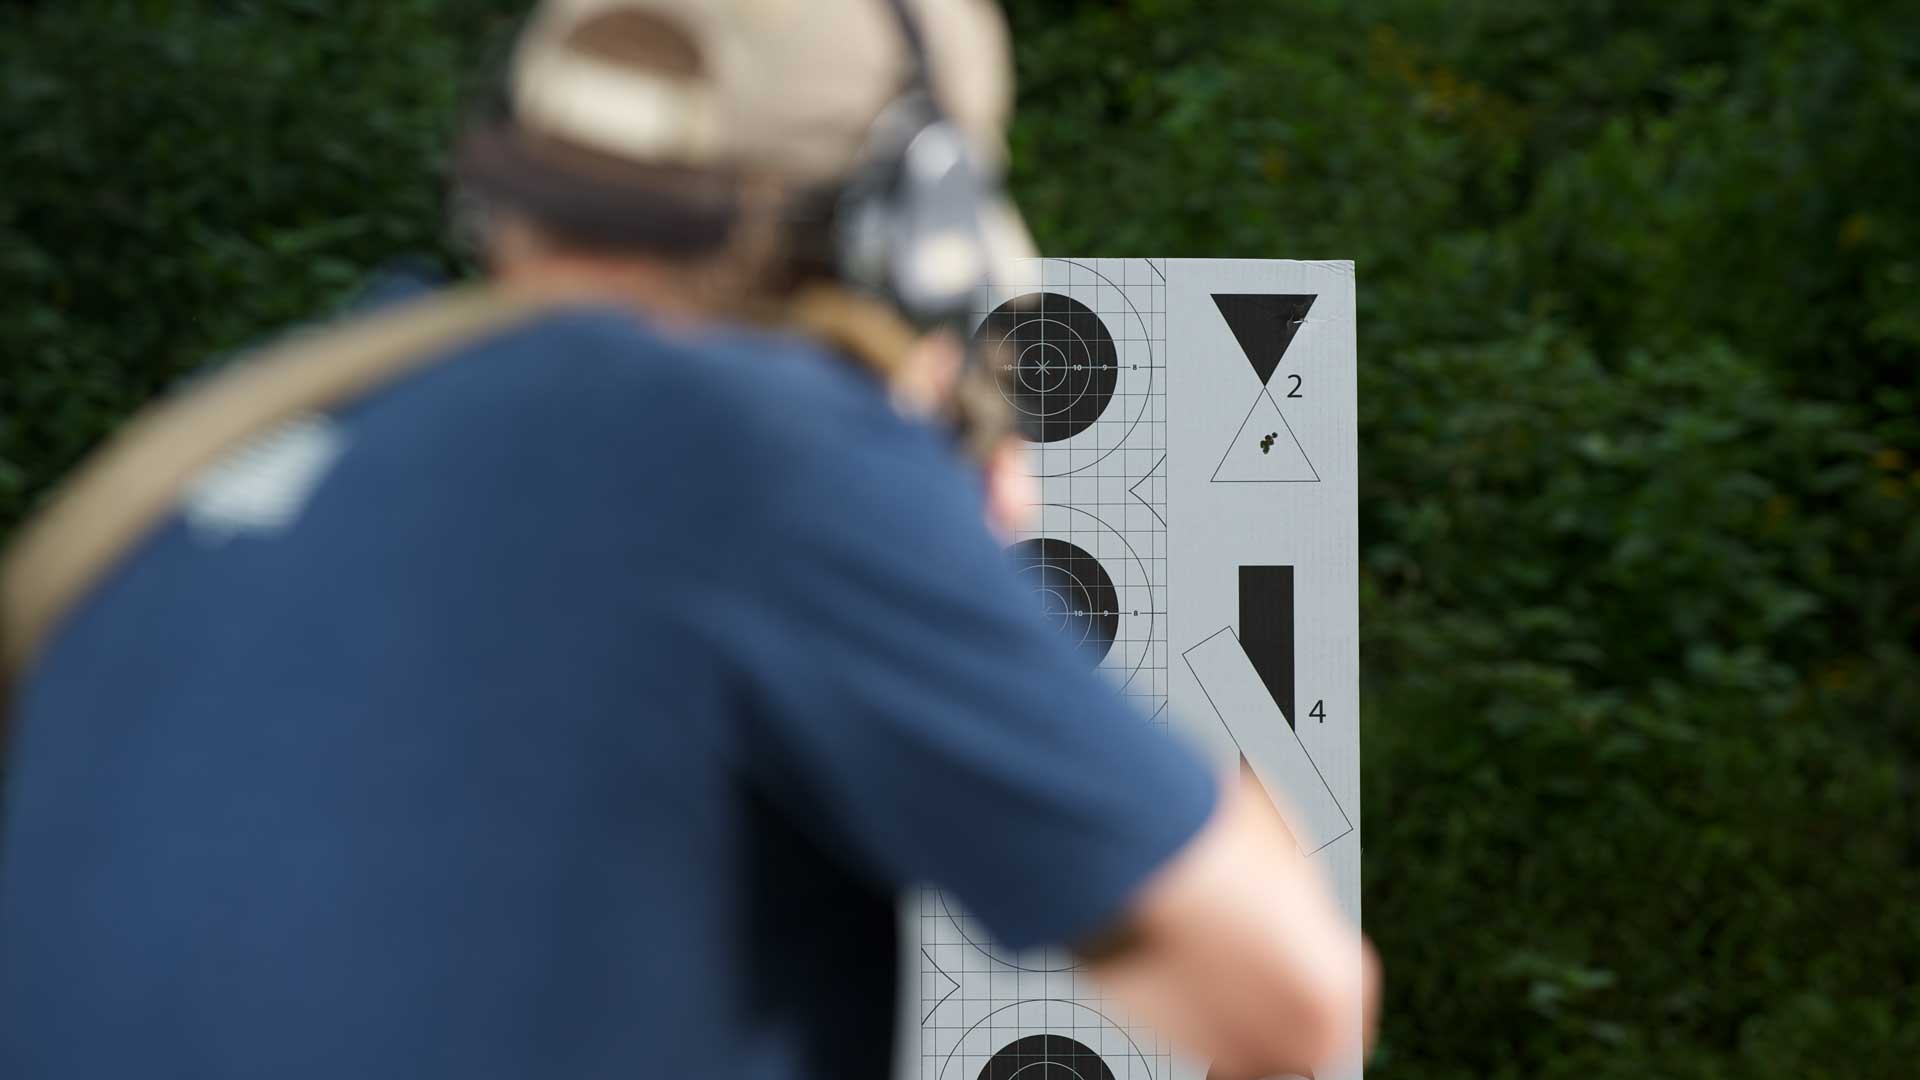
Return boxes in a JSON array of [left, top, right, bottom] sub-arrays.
[[823, 0, 1008, 326], [833, 120, 998, 325], [886, 120, 993, 317], [831, 93, 920, 301], [832, 151, 904, 299]]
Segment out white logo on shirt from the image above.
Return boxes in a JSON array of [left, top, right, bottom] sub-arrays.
[[183, 414, 347, 541]]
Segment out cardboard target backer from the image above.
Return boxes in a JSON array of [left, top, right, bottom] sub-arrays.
[[904, 259, 1363, 1080]]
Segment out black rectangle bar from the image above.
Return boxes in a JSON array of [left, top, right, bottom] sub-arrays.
[[1238, 565, 1296, 728]]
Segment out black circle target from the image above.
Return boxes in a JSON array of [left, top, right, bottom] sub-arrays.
[[1010, 538, 1119, 666], [974, 292, 1119, 443], [978, 1034, 1115, 1080]]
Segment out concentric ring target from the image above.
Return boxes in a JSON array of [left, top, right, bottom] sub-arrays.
[[979, 1034, 1116, 1080], [1009, 538, 1119, 666], [939, 1000, 1157, 1080], [974, 292, 1119, 444]]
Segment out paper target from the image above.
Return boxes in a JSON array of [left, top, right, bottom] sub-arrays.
[[971, 261, 1160, 479], [1016, 504, 1156, 697], [914, 260, 1363, 1080], [938, 1000, 1158, 1080], [1009, 538, 1120, 666], [1208, 293, 1321, 483], [976, 292, 1119, 444], [979, 1034, 1117, 1080]]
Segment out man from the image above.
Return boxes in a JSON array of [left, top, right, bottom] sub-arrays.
[[0, 1, 1373, 1077]]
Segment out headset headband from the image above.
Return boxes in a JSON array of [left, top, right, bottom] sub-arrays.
[[829, 0, 1006, 329], [880, 0, 936, 100]]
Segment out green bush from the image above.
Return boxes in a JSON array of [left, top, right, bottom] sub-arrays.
[[1004, 4, 1918, 1074], [3, 1, 1916, 1076]]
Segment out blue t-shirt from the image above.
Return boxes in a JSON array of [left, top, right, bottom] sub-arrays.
[[0, 289, 1216, 1079]]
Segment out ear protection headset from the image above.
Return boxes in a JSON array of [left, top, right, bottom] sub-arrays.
[[830, 0, 1004, 328]]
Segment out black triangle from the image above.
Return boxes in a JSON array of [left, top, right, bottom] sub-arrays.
[[1212, 293, 1317, 386]]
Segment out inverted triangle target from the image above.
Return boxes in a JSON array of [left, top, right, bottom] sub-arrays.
[[1212, 292, 1321, 484], [1213, 293, 1317, 385]]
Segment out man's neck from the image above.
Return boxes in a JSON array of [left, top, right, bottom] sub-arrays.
[[486, 222, 731, 327], [493, 256, 721, 327]]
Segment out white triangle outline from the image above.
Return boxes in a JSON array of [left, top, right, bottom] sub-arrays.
[[1210, 389, 1320, 483]]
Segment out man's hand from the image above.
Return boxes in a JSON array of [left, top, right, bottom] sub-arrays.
[[980, 437, 1037, 539], [1083, 775, 1380, 1078]]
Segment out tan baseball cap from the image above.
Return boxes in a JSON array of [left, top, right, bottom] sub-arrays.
[[506, 0, 1018, 183]]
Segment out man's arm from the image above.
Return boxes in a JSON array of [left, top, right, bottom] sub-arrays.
[[728, 365, 1375, 1071], [1086, 777, 1379, 1078]]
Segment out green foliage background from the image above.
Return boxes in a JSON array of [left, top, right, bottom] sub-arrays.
[[2, 1, 1916, 1075]]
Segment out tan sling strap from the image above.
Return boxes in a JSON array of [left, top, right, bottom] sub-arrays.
[[0, 283, 564, 681]]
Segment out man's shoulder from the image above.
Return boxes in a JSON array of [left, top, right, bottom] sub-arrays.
[[290, 273, 882, 415], [501, 298, 873, 395], [424, 297, 898, 435], [289, 288, 963, 525]]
